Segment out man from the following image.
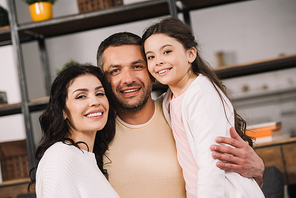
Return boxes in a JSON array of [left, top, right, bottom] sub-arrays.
[[97, 32, 264, 198]]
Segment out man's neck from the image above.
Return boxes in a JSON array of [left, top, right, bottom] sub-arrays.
[[117, 98, 155, 125]]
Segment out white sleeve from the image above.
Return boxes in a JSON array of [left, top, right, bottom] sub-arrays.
[[183, 87, 233, 197], [36, 146, 79, 198]]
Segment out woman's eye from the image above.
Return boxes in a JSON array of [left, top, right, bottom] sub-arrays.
[[96, 92, 105, 96], [75, 94, 85, 99]]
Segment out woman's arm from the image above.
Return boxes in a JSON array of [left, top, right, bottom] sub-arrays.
[[210, 127, 264, 187]]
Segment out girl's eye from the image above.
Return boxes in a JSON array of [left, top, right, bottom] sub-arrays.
[[147, 55, 154, 60], [164, 50, 171, 55]]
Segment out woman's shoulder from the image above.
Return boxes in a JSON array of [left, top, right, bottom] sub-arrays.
[[46, 142, 77, 155], [39, 142, 81, 167]]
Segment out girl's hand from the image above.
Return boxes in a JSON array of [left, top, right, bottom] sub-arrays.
[[210, 127, 264, 187]]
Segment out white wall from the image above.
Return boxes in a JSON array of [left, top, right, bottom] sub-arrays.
[[0, 1, 26, 143]]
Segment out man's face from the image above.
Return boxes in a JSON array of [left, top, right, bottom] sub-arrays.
[[102, 45, 153, 111]]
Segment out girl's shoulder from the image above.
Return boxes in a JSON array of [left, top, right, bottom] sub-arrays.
[[186, 74, 218, 95]]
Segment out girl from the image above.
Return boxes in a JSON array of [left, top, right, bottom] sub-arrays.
[[29, 65, 119, 198], [142, 17, 264, 198]]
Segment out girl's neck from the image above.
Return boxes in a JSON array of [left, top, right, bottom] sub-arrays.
[[67, 130, 97, 152], [169, 72, 198, 97]]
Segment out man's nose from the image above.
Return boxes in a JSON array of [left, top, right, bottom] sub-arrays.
[[121, 70, 135, 84]]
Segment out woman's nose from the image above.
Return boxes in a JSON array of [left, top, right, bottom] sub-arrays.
[[89, 95, 100, 107]]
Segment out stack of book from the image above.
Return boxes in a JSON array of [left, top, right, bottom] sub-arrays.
[[246, 121, 289, 144]]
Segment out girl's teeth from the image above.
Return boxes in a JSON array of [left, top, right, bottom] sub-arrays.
[[159, 69, 168, 74], [86, 112, 102, 117]]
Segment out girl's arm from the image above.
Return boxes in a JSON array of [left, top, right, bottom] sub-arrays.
[[211, 127, 264, 187], [184, 87, 232, 197]]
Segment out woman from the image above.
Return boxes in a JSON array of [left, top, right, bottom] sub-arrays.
[[29, 64, 119, 197]]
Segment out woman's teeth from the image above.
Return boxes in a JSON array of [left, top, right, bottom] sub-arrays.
[[86, 112, 102, 117]]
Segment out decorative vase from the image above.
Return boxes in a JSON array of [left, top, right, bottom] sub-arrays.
[[29, 2, 53, 22]]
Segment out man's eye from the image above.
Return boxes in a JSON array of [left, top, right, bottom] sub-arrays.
[[133, 65, 143, 70], [110, 69, 120, 75]]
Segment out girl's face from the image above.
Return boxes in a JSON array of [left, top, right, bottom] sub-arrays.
[[144, 33, 196, 89], [63, 74, 109, 135]]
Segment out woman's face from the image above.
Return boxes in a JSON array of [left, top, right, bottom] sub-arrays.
[[63, 74, 109, 134]]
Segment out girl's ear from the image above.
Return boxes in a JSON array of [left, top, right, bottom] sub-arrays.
[[187, 47, 197, 63]]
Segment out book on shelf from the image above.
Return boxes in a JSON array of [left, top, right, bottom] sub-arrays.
[[246, 121, 289, 144]]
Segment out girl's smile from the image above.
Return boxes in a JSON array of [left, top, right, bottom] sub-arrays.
[[144, 33, 197, 96]]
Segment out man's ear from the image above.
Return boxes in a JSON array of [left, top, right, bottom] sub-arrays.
[[188, 47, 197, 63]]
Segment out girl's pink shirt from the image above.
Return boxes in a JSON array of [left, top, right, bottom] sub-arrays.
[[170, 93, 198, 198]]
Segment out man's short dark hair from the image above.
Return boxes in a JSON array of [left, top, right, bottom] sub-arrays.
[[97, 32, 142, 69]]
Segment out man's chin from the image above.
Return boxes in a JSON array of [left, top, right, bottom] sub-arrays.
[[116, 98, 148, 112]]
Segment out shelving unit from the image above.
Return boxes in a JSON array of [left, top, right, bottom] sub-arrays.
[[1, 0, 295, 172]]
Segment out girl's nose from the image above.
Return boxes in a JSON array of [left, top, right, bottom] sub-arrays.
[[156, 59, 164, 66]]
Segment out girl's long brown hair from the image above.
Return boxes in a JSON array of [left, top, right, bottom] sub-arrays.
[[142, 17, 253, 146]]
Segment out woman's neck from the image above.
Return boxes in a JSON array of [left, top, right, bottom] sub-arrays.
[[67, 130, 97, 152]]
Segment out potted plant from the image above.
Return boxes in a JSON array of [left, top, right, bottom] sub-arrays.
[[23, 0, 57, 22], [0, 5, 9, 28]]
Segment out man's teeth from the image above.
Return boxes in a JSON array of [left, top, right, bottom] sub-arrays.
[[158, 69, 168, 74], [86, 112, 102, 117], [123, 89, 138, 93]]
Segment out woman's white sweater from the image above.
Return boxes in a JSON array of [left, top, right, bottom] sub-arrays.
[[36, 142, 119, 198]]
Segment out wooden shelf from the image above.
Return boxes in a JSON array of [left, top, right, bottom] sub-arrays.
[[0, 96, 49, 117], [181, 0, 249, 10], [213, 54, 296, 79], [0, 0, 170, 46], [254, 137, 296, 184], [0, 0, 249, 46]]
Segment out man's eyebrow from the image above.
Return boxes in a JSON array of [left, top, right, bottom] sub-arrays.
[[132, 59, 146, 64], [107, 64, 120, 71], [106, 59, 145, 70]]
